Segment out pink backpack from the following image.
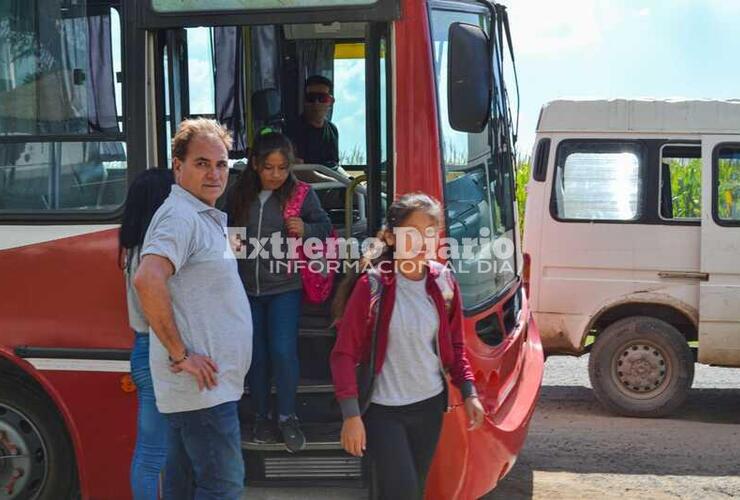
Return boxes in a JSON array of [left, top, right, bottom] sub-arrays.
[[283, 181, 338, 304]]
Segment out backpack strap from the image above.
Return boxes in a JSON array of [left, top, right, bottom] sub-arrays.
[[429, 261, 455, 317], [360, 269, 384, 413], [283, 180, 310, 219], [367, 270, 384, 365]]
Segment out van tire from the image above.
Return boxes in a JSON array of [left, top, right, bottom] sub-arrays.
[[0, 377, 78, 499], [588, 316, 694, 418]]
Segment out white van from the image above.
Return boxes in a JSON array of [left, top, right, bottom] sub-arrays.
[[523, 99, 740, 417]]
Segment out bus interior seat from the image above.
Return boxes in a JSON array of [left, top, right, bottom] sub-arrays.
[[251, 88, 285, 133]]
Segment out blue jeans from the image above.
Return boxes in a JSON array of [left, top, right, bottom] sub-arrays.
[[247, 289, 302, 418], [163, 401, 244, 500], [130, 332, 168, 500]]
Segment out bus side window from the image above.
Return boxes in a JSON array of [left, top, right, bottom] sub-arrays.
[[0, 3, 126, 214]]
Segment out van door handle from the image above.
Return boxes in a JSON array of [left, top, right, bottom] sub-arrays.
[[658, 271, 709, 281]]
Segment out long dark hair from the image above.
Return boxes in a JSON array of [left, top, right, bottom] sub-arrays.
[[331, 192, 443, 320], [227, 132, 297, 226], [118, 168, 175, 271]]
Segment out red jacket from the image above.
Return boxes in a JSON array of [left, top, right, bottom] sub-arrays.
[[330, 260, 477, 418]]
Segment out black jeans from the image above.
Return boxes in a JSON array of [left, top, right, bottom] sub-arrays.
[[363, 392, 446, 500]]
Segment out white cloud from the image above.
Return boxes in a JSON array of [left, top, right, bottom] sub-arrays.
[[502, 0, 624, 56], [332, 58, 366, 157], [187, 58, 215, 115], [333, 59, 364, 105], [638, 7, 651, 17]]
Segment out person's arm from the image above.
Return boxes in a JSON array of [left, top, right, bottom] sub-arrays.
[[134, 256, 219, 390], [446, 275, 486, 429], [330, 274, 372, 416], [301, 188, 332, 239], [330, 274, 372, 457], [328, 122, 339, 166], [447, 278, 477, 398], [134, 255, 186, 359], [135, 212, 219, 390], [286, 187, 332, 239]]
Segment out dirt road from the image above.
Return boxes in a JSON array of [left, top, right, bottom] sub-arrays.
[[489, 355, 740, 499], [248, 356, 740, 500]]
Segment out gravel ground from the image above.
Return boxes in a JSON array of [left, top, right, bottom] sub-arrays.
[[488, 355, 740, 499], [246, 355, 740, 499]]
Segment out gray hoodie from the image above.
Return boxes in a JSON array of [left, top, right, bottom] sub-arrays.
[[231, 185, 332, 297]]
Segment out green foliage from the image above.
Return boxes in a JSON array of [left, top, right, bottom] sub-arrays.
[[717, 158, 740, 220], [665, 159, 702, 219], [666, 158, 740, 220], [515, 158, 531, 237]]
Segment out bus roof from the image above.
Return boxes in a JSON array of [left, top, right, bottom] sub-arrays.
[[537, 98, 740, 135]]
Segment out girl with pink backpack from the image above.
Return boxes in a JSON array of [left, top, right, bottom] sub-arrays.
[[227, 132, 332, 452]]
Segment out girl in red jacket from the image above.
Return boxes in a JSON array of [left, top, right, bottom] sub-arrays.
[[330, 192, 485, 500]]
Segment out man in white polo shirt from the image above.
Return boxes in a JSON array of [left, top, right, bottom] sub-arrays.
[[134, 118, 252, 500]]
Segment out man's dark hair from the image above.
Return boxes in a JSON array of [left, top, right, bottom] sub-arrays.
[[305, 75, 333, 94]]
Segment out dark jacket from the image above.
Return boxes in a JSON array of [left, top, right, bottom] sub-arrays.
[[286, 116, 339, 168], [330, 260, 477, 419], [230, 185, 331, 297]]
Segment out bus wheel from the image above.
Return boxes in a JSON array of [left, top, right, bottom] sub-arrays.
[[0, 378, 77, 500], [588, 316, 694, 418]]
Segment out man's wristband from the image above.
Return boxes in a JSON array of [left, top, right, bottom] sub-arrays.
[[168, 349, 189, 366]]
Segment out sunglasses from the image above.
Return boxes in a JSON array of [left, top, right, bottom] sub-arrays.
[[305, 92, 335, 104]]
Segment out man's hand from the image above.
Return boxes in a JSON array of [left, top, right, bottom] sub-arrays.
[[170, 353, 219, 391], [286, 217, 305, 237], [464, 396, 486, 430], [340, 416, 366, 457]]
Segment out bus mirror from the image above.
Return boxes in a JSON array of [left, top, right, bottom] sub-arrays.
[[447, 22, 492, 133]]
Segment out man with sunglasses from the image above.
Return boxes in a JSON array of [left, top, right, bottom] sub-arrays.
[[286, 75, 340, 169]]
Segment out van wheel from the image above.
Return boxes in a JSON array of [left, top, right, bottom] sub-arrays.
[[0, 378, 77, 500], [588, 316, 694, 418]]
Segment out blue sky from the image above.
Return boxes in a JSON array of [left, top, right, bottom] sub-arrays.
[[503, 0, 740, 154], [331, 0, 740, 162]]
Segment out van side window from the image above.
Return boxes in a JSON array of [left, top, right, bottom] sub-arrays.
[[715, 145, 740, 223], [659, 145, 701, 220], [532, 138, 550, 182], [552, 142, 643, 221]]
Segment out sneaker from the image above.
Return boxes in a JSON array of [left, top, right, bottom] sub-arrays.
[[278, 415, 306, 453], [252, 416, 277, 444]]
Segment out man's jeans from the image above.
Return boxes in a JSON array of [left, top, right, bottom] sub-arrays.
[[163, 401, 244, 500]]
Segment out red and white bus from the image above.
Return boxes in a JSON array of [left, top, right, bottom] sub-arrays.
[[0, 1, 543, 498]]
